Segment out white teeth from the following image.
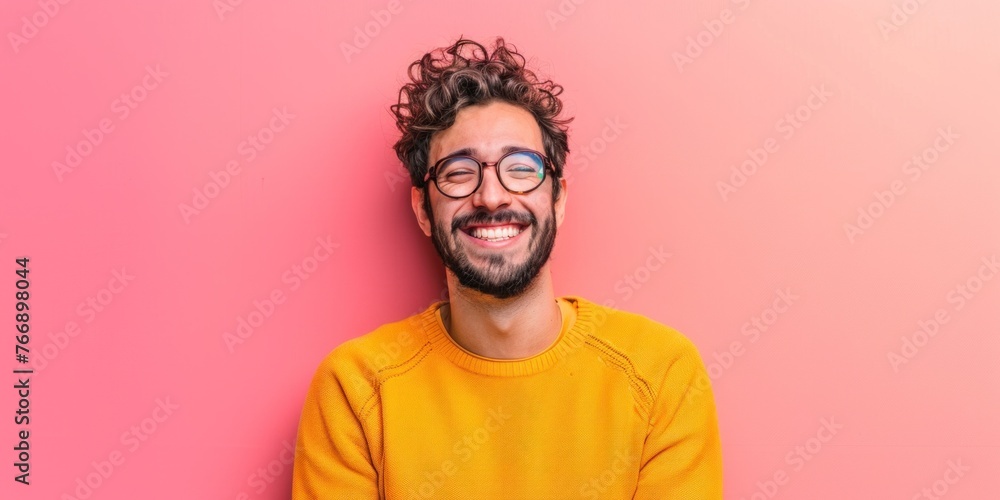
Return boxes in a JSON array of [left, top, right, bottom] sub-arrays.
[[469, 224, 523, 241]]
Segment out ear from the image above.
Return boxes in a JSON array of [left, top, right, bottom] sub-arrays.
[[554, 177, 568, 229], [411, 186, 433, 237]]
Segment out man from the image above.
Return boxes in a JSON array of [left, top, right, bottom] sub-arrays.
[[293, 36, 723, 499]]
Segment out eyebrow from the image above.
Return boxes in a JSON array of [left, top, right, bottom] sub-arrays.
[[443, 144, 532, 159]]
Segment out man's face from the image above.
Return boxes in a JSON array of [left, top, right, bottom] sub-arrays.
[[412, 100, 567, 299]]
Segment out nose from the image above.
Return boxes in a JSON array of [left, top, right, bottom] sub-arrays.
[[470, 163, 513, 211]]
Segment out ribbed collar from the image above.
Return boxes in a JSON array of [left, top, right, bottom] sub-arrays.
[[417, 295, 595, 377]]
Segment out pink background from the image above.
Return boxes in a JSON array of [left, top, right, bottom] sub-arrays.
[[3, 0, 998, 498]]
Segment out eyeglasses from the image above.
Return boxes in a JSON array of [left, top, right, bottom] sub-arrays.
[[424, 149, 554, 199]]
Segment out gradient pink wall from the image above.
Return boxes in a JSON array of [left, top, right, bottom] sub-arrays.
[[2, 0, 998, 498]]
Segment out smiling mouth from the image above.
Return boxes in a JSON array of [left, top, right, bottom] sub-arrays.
[[460, 223, 528, 242]]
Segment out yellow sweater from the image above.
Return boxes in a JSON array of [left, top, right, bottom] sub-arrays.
[[292, 296, 722, 499]]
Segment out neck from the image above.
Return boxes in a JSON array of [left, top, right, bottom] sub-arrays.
[[440, 265, 562, 359]]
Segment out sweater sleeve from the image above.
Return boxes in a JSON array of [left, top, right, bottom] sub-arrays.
[[633, 337, 723, 499], [292, 353, 381, 499]]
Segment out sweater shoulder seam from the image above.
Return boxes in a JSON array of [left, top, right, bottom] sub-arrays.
[[358, 340, 432, 422], [582, 336, 656, 419]]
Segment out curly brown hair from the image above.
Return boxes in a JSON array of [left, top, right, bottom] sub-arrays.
[[390, 36, 573, 206]]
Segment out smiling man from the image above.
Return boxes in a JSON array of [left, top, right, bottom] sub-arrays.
[[292, 37, 723, 499]]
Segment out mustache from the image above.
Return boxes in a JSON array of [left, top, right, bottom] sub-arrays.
[[452, 209, 535, 232]]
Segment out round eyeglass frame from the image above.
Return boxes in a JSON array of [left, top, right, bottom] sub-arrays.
[[423, 149, 555, 199]]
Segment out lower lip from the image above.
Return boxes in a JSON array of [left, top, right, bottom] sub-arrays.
[[460, 226, 528, 248]]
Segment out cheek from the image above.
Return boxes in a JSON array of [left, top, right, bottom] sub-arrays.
[[429, 203, 459, 233]]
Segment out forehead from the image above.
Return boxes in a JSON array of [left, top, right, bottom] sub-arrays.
[[429, 101, 544, 163]]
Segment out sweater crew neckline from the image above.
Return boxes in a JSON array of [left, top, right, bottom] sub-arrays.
[[418, 296, 594, 377]]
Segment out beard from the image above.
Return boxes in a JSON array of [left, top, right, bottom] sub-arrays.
[[427, 201, 557, 300]]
